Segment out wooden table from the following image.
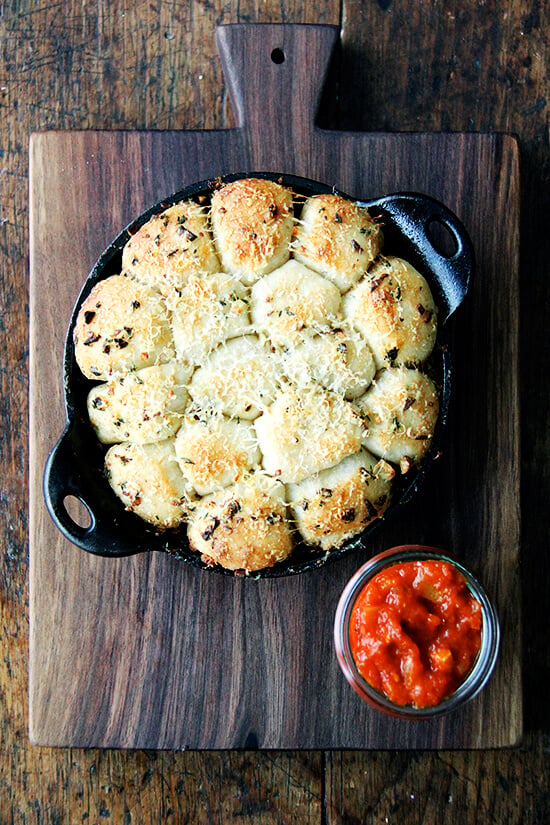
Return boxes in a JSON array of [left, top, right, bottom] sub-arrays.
[[2, 0, 549, 821]]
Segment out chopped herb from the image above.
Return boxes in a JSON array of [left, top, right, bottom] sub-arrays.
[[385, 347, 399, 365], [84, 310, 95, 324], [370, 273, 388, 291], [177, 226, 198, 242], [201, 517, 219, 542], [83, 333, 100, 346]]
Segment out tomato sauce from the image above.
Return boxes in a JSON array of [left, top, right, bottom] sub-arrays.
[[349, 559, 483, 709]]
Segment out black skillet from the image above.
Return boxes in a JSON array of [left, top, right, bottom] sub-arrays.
[[43, 172, 473, 578]]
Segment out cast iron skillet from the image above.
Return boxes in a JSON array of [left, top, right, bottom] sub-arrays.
[[43, 172, 474, 578]]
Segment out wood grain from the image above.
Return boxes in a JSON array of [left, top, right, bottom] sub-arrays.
[[1, 0, 549, 821], [29, 24, 521, 751]]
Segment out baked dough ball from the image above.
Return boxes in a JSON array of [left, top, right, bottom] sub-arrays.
[[250, 260, 341, 347], [355, 366, 439, 472], [343, 256, 437, 369], [175, 412, 261, 496], [187, 475, 293, 572], [210, 178, 294, 284], [122, 200, 220, 294], [282, 325, 376, 399], [87, 362, 192, 445], [293, 194, 382, 292], [254, 385, 364, 484], [170, 271, 250, 364], [287, 448, 395, 550], [74, 275, 175, 379], [105, 439, 194, 529], [189, 335, 281, 420]]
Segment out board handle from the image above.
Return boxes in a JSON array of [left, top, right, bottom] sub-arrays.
[[363, 193, 474, 323], [216, 23, 338, 167]]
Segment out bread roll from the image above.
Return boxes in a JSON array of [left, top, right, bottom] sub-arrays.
[[105, 439, 194, 529], [210, 178, 294, 284], [87, 362, 192, 444], [355, 366, 439, 471], [74, 274, 175, 379], [170, 271, 250, 364], [122, 200, 220, 294], [254, 384, 364, 484], [281, 325, 376, 399], [288, 448, 394, 550], [188, 334, 281, 420], [250, 260, 341, 347], [187, 475, 293, 572], [293, 194, 382, 292], [175, 412, 261, 495], [343, 256, 437, 369]]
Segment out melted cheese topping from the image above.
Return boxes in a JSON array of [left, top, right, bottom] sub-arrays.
[[293, 194, 383, 292], [175, 412, 261, 495]]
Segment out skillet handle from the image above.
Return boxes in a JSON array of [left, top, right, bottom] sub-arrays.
[[363, 193, 474, 324], [43, 428, 139, 557]]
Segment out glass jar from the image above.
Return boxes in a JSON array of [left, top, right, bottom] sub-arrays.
[[334, 545, 500, 719]]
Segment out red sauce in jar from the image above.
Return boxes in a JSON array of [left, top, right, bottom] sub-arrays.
[[349, 559, 483, 709]]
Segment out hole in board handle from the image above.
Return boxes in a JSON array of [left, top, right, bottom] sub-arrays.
[[63, 495, 93, 530], [426, 218, 459, 258], [271, 48, 285, 65]]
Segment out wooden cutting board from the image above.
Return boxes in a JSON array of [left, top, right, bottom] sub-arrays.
[[29, 23, 522, 749]]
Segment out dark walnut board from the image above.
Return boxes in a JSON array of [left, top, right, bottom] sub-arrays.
[[28, 24, 521, 749]]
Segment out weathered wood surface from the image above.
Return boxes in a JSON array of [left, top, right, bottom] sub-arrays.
[[2, 0, 549, 821]]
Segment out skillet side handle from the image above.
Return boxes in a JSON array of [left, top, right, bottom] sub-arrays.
[[43, 430, 97, 545], [365, 193, 475, 324]]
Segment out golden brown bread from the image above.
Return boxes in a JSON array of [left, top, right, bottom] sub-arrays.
[[293, 193, 383, 292], [210, 178, 294, 284], [74, 274, 175, 379], [122, 200, 220, 294], [343, 256, 437, 369], [174, 411, 261, 496], [287, 449, 395, 551], [187, 475, 293, 572]]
